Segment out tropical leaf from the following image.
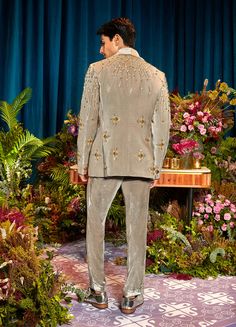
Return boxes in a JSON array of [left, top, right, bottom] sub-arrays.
[[50, 164, 70, 186], [0, 87, 32, 130]]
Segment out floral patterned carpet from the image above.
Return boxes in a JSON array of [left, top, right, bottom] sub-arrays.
[[52, 240, 236, 327]]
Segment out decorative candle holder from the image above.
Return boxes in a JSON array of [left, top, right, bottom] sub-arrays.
[[162, 157, 171, 168], [193, 158, 201, 169], [170, 157, 180, 169]]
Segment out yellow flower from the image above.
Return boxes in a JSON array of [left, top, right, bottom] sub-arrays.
[[219, 93, 228, 103], [208, 90, 218, 100], [219, 82, 229, 92], [230, 98, 236, 105]]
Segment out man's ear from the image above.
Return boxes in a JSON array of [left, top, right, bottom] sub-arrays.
[[114, 34, 121, 45]]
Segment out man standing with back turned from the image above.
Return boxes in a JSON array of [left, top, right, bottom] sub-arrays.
[[77, 17, 170, 314]]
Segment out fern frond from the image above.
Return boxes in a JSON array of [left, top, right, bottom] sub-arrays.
[[50, 164, 70, 186], [11, 87, 32, 116], [0, 88, 32, 130]]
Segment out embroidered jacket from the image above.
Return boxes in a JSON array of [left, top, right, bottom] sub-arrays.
[[77, 48, 170, 179]]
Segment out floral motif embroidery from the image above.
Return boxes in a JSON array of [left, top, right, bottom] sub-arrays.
[[156, 141, 165, 150], [112, 148, 119, 160], [149, 166, 159, 175], [94, 150, 101, 160], [87, 137, 93, 145], [77, 152, 81, 161], [103, 131, 110, 142], [138, 150, 145, 161], [137, 116, 146, 127], [111, 115, 120, 125]]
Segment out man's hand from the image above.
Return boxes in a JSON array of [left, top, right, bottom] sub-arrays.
[[79, 174, 88, 183]]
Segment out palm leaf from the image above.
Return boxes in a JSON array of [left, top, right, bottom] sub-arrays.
[[50, 164, 70, 186], [0, 88, 32, 130]]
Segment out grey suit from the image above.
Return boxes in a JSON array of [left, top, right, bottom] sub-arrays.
[[77, 48, 170, 297], [77, 48, 170, 179]]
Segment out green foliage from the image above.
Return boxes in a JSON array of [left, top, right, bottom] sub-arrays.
[[146, 215, 236, 278], [0, 89, 52, 207], [210, 247, 225, 263], [0, 87, 32, 130], [0, 220, 73, 326]]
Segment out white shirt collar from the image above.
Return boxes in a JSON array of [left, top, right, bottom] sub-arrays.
[[116, 47, 140, 57]]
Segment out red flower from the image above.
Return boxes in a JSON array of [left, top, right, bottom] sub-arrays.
[[147, 229, 164, 244]]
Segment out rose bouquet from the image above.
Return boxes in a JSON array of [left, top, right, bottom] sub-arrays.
[[193, 193, 236, 235]]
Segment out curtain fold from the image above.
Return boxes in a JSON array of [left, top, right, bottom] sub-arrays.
[[0, 0, 235, 137]]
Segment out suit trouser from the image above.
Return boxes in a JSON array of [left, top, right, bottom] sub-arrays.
[[86, 176, 151, 297]]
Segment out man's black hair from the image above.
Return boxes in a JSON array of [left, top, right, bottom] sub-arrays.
[[96, 17, 136, 48]]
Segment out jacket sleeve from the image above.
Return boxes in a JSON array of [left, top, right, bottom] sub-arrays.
[[77, 64, 100, 175], [151, 74, 171, 179]]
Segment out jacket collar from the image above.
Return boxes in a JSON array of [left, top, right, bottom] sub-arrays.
[[116, 47, 140, 57]]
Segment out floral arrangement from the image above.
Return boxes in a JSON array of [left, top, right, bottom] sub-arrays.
[[172, 138, 199, 155], [169, 80, 236, 158], [193, 193, 236, 236], [0, 220, 73, 326]]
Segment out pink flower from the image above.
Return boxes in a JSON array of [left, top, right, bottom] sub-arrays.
[[211, 147, 217, 154], [183, 112, 190, 118], [188, 125, 194, 131], [230, 204, 236, 212], [221, 224, 227, 231], [213, 205, 221, 214], [207, 225, 214, 232], [205, 206, 212, 213], [229, 222, 235, 228], [224, 199, 231, 206], [180, 125, 187, 132], [214, 214, 221, 221], [197, 111, 204, 117], [204, 214, 209, 219], [193, 212, 201, 217], [198, 219, 204, 225], [200, 128, 207, 135], [224, 213, 231, 221], [198, 206, 205, 213]]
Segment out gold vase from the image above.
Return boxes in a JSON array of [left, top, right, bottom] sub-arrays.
[[170, 157, 180, 169], [162, 157, 171, 168]]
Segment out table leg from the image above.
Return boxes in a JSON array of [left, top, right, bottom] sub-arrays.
[[186, 188, 194, 226]]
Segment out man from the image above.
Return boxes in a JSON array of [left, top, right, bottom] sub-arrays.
[[77, 17, 170, 314]]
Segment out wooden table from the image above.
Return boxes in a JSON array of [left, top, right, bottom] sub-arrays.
[[69, 166, 211, 224], [153, 167, 211, 224]]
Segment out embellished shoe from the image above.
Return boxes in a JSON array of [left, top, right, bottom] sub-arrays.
[[120, 294, 144, 314], [84, 288, 108, 309]]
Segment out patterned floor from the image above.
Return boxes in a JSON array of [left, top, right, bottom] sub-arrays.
[[52, 240, 236, 327]]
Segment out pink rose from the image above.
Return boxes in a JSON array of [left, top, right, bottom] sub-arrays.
[[214, 214, 221, 221], [183, 112, 190, 118], [199, 206, 205, 213], [224, 213, 231, 221], [205, 206, 212, 213], [213, 206, 221, 214], [198, 219, 204, 225], [180, 125, 187, 132], [204, 214, 209, 219], [229, 222, 235, 228], [200, 128, 207, 135], [188, 125, 194, 131], [224, 199, 231, 206]]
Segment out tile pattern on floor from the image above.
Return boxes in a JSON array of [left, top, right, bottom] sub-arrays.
[[52, 240, 236, 327]]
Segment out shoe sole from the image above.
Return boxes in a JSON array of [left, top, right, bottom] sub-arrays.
[[120, 302, 143, 314], [84, 299, 108, 309]]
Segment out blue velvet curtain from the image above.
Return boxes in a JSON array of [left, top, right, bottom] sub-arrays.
[[0, 0, 235, 137]]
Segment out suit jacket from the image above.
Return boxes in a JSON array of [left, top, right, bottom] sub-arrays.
[[77, 48, 170, 179]]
